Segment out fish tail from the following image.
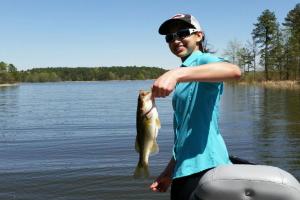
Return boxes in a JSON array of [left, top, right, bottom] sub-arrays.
[[134, 162, 149, 178]]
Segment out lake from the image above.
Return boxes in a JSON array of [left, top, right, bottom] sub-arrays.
[[0, 81, 299, 200]]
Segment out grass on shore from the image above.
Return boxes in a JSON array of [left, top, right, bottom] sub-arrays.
[[232, 72, 300, 89], [237, 80, 300, 90]]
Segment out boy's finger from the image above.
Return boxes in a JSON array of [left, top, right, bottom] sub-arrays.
[[150, 182, 158, 188]]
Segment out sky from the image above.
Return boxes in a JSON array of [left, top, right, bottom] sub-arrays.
[[1, 0, 299, 70]]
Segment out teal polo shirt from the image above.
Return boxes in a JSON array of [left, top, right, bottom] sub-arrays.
[[172, 50, 231, 179]]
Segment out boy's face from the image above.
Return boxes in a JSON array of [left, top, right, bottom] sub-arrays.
[[166, 23, 203, 61]]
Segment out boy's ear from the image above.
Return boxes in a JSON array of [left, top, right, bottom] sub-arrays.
[[195, 32, 203, 42]]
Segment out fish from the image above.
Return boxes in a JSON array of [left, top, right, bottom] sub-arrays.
[[134, 90, 161, 178]]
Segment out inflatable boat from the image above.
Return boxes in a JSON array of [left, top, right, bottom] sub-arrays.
[[189, 156, 300, 200]]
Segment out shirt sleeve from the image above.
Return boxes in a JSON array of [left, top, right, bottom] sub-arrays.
[[202, 53, 229, 64], [199, 54, 227, 88]]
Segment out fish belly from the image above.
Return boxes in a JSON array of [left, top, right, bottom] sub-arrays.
[[134, 117, 159, 178]]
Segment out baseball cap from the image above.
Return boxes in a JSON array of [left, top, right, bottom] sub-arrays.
[[159, 13, 202, 35]]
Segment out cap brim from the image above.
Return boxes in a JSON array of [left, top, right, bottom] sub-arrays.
[[158, 19, 195, 35]]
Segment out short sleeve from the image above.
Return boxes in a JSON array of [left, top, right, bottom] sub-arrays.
[[201, 53, 229, 64], [198, 53, 227, 86]]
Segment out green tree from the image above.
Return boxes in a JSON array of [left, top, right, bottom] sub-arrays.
[[108, 71, 117, 80], [237, 47, 252, 73], [252, 9, 280, 80], [8, 64, 17, 73], [270, 28, 284, 80], [283, 3, 300, 80], [136, 72, 145, 80], [19, 66, 166, 82], [0, 62, 8, 72]]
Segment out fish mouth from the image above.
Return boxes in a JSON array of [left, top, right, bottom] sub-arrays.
[[139, 90, 151, 95], [139, 90, 152, 100]]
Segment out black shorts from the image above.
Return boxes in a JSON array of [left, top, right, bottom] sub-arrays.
[[170, 168, 212, 200]]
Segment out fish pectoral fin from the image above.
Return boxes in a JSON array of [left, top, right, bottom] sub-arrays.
[[156, 118, 161, 129], [135, 140, 140, 153], [150, 141, 159, 154]]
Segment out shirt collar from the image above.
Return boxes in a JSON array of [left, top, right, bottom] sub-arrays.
[[181, 50, 203, 67]]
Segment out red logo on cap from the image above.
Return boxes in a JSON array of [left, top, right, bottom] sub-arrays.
[[172, 14, 185, 19]]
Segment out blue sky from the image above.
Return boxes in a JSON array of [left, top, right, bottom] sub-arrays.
[[1, 0, 299, 70]]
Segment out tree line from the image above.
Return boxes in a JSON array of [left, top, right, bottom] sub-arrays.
[[223, 3, 300, 82], [0, 63, 167, 83], [0, 62, 18, 84]]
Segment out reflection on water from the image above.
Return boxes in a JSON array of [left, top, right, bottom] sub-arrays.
[[221, 85, 300, 178], [0, 82, 299, 200], [255, 88, 300, 173]]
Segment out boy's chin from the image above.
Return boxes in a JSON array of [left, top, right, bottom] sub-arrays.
[[175, 52, 189, 58]]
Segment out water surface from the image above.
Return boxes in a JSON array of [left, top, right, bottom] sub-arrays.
[[0, 81, 299, 200]]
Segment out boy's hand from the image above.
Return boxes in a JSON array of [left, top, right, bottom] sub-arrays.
[[151, 68, 179, 98], [150, 173, 172, 192]]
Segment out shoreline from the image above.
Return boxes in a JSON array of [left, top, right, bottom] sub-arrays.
[[0, 83, 19, 87], [1, 81, 299, 90], [237, 80, 300, 89]]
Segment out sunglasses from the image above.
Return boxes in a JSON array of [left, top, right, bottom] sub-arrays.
[[165, 29, 198, 43]]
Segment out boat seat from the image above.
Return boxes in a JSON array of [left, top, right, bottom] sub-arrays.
[[190, 164, 300, 200]]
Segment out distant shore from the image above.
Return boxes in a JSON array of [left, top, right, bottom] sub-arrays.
[[1, 81, 300, 90], [238, 80, 300, 89], [0, 83, 19, 87]]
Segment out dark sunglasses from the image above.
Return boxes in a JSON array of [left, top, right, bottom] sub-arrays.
[[165, 29, 197, 43]]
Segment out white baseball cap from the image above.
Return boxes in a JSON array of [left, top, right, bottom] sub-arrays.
[[159, 13, 202, 35]]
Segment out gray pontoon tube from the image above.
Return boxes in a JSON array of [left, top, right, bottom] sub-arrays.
[[190, 164, 300, 200]]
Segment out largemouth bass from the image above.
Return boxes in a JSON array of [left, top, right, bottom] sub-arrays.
[[134, 90, 161, 178]]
